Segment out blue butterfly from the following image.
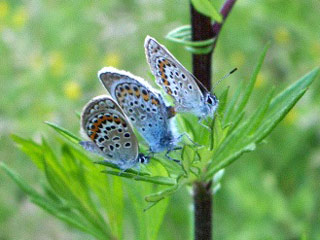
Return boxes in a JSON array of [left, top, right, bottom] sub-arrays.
[[145, 36, 219, 121], [80, 95, 149, 171], [98, 67, 179, 156]]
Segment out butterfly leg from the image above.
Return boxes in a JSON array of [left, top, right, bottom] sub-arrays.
[[198, 117, 212, 131], [165, 150, 181, 164], [133, 164, 142, 177], [176, 133, 201, 147]]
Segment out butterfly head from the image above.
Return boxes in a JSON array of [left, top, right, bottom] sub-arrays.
[[204, 93, 219, 117], [137, 153, 150, 164]]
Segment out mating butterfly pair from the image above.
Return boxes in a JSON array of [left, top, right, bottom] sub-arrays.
[[80, 36, 219, 171]]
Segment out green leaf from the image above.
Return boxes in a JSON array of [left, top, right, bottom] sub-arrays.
[[152, 156, 185, 178], [166, 25, 214, 48], [1, 162, 44, 199], [252, 67, 319, 143], [166, 25, 215, 54], [45, 121, 81, 144], [1, 163, 105, 238], [206, 143, 256, 180], [95, 160, 151, 176], [217, 86, 230, 116], [234, 42, 271, 116], [145, 184, 180, 202], [205, 67, 319, 179], [222, 81, 244, 126], [11, 134, 44, 169], [127, 181, 169, 240], [102, 170, 176, 186], [181, 145, 196, 174], [191, 0, 222, 22], [247, 88, 275, 134]]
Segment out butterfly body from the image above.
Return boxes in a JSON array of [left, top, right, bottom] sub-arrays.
[[144, 36, 219, 120], [80, 95, 149, 170], [98, 67, 177, 153]]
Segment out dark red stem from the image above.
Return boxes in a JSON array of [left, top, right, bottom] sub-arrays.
[[190, 1, 237, 240], [212, 0, 237, 52]]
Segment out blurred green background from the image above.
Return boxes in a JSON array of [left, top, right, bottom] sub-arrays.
[[1, 0, 319, 239]]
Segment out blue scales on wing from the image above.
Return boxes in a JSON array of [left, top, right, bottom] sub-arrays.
[[98, 67, 177, 153]]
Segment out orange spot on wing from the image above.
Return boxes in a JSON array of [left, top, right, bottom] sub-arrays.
[[90, 133, 96, 140], [151, 99, 159, 105], [91, 116, 113, 134], [106, 116, 113, 121], [135, 90, 140, 98], [143, 94, 149, 101]]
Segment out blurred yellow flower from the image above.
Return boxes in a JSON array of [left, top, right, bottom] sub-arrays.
[[103, 52, 121, 67], [31, 54, 43, 69], [283, 108, 298, 125], [309, 41, 320, 61], [254, 72, 266, 89], [63, 81, 82, 100], [274, 27, 290, 45], [230, 51, 246, 68], [0, 1, 9, 18], [49, 51, 66, 76], [12, 7, 28, 29]]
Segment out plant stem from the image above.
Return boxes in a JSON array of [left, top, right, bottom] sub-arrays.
[[190, 4, 213, 90], [193, 181, 213, 240], [190, 1, 237, 239], [190, 4, 214, 240]]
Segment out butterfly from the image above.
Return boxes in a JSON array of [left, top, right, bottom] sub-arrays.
[[98, 67, 178, 154], [80, 95, 149, 171], [144, 36, 219, 121]]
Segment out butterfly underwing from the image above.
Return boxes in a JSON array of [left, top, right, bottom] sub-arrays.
[[80, 95, 149, 170], [98, 67, 178, 153], [144, 36, 219, 120]]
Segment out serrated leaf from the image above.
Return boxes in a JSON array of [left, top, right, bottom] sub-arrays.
[[126, 181, 169, 240], [205, 67, 319, 179], [31, 197, 102, 238], [217, 86, 230, 116], [43, 160, 76, 201], [206, 142, 256, 179], [181, 145, 195, 174], [152, 157, 185, 178], [11, 135, 44, 169], [0, 163, 106, 238], [252, 68, 319, 143], [102, 170, 176, 186], [191, 0, 222, 22], [1, 162, 44, 200], [234, 42, 271, 116], [45, 121, 81, 144], [248, 88, 275, 134], [95, 160, 151, 176], [222, 80, 244, 126], [145, 184, 180, 202]]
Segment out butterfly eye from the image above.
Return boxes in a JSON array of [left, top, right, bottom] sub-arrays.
[[206, 95, 213, 105]]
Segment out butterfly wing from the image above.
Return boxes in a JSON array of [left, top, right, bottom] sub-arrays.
[[98, 67, 174, 152], [144, 36, 207, 113], [81, 95, 139, 169]]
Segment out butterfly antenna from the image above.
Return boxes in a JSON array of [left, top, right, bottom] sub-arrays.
[[212, 67, 238, 89]]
